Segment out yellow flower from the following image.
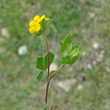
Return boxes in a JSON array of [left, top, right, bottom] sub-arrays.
[[34, 15, 40, 22], [29, 27, 36, 34], [29, 15, 49, 34], [37, 15, 49, 23], [29, 20, 36, 27]]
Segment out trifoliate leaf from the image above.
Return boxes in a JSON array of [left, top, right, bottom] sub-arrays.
[[36, 71, 43, 81], [59, 36, 83, 65], [62, 55, 71, 64], [71, 56, 79, 64], [63, 36, 72, 45], [36, 51, 54, 71], [36, 57, 44, 70], [44, 52, 54, 70], [59, 36, 72, 53]]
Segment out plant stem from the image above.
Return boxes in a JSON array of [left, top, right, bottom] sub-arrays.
[[45, 64, 65, 104], [44, 32, 65, 105], [44, 32, 50, 77], [50, 105, 54, 110], [44, 32, 50, 104], [49, 64, 65, 81], [45, 82, 49, 103]]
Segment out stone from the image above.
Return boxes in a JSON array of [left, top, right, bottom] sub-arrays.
[[87, 63, 92, 69], [18, 45, 27, 55], [88, 12, 95, 18], [57, 79, 76, 92], [82, 52, 86, 56], [93, 42, 99, 49], [77, 84, 83, 90], [1, 27, 10, 38]]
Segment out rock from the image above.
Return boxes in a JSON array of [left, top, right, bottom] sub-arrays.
[[104, 100, 110, 109], [1, 27, 10, 38], [18, 45, 27, 55], [87, 63, 92, 69], [50, 63, 57, 71], [106, 66, 110, 73], [88, 12, 95, 18], [57, 79, 76, 92], [100, 50, 105, 54], [82, 52, 86, 56], [77, 84, 83, 90], [84, 62, 92, 70], [93, 60, 97, 65], [93, 42, 99, 49], [96, 57, 102, 62]]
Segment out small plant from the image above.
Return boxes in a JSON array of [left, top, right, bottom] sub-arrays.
[[29, 15, 83, 110]]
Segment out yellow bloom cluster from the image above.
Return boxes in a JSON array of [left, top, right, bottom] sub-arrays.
[[29, 15, 49, 34]]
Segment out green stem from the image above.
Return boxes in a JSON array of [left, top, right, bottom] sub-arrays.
[[49, 64, 65, 81], [44, 32, 50, 77]]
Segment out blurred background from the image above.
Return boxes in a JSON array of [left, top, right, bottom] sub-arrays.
[[0, 0, 110, 110]]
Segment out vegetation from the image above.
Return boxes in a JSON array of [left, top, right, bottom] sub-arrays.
[[0, 0, 110, 110]]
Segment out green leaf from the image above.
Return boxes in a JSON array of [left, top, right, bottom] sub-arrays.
[[59, 55, 79, 65], [46, 75, 49, 82], [59, 60, 65, 64], [59, 36, 83, 65], [36, 19, 47, 36], [40, 19, 47, 31], [43, 102, 49, 110], [36, 57, 44, 70], [61, 55, 71, 64], [71, 56, 79, 64], [44, 52, 54, 70], [71, 45, 80, 57], [50, 70, 56, 78], [72, 45, 80, 50], [36, 71, 43, 81], [36, 51, 54, 71], [59, 36, 72, 54], [36, 29, 44, 36], [64, 36, 72, 45]]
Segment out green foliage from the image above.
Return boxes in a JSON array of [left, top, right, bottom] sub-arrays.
[[36, 52, 54, 70], [46, 75, 49, 82], [50, 70, 56, 78], [43, 102, 49, 110], [36, 71, 43, 81], [44, 52, 54, 70], [59, 55, 79, 65], [59, 36, 82, 65], [41, 19, 47, 31], [59, 36, 72, 53], [36, 19, 47, 36], [36, 57, 44, 70], [1, 0, 109, 110]]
